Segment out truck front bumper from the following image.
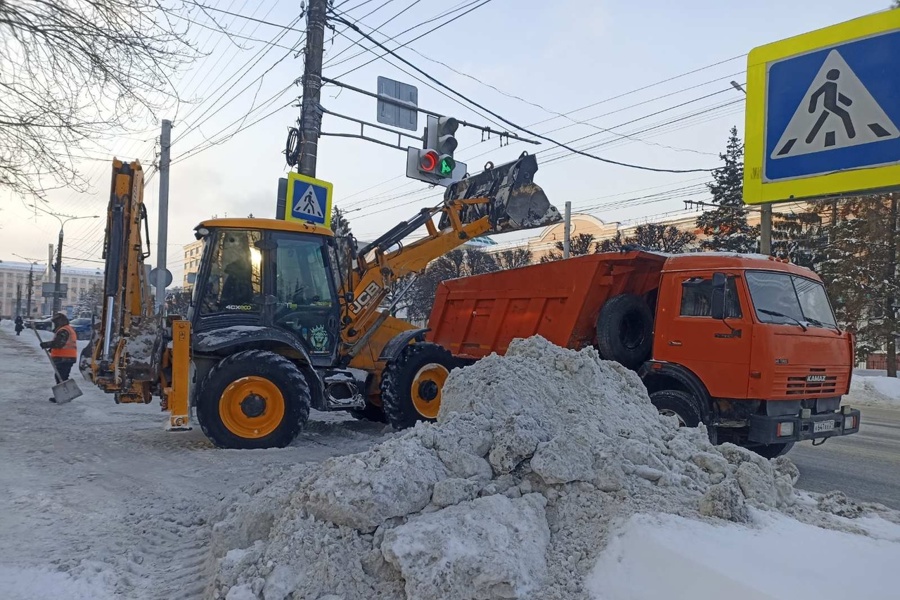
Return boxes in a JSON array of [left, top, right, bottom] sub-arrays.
[[748, 407, 861, 444]]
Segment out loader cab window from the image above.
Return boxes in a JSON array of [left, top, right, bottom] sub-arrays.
[[680, 276, 742, 318], [272, 234, 339, 354], [199, 230, 263, 315]]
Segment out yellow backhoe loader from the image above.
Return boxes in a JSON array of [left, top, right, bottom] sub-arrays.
[[81, 154, 560, 448]]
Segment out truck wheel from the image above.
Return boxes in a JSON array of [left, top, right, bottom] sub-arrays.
[[751, 442, 794, 459], [381, 342, 455, 430], [596, 294, 653, 370], [650, 389, 703, 427], [196, 350, 310, 449]]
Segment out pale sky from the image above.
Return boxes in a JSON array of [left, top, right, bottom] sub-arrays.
[[0, 0, 891, 284]]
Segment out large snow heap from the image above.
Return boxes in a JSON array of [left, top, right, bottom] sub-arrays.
[[210, 337, 809, 600]]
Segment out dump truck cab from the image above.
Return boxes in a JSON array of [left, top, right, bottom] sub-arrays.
[[645, 253, 859, 453]]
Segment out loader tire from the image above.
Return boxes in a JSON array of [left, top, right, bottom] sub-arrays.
[[596, 293, 653, 369], [196, 350, 310, 449], [381, 342, 455, 430]]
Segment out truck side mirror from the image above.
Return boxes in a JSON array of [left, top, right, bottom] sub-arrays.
[[710, 272, 727, 320]]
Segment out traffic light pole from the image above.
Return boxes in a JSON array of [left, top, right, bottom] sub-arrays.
[[53, 228, 63, 313], [298, 0, 328, 178]]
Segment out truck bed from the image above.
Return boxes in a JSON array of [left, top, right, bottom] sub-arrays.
[[427, 251, 666, 358]]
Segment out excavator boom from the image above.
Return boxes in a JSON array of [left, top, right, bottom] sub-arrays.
[[83, 159, 163, 404]]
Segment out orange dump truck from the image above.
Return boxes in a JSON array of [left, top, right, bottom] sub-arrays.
[[427, 251, 861, 457]]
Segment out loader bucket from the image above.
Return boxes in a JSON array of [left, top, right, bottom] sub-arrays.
[[440, 153, 561, 234]]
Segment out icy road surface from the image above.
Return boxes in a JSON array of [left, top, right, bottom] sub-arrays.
[[0, 322, 387, 599]]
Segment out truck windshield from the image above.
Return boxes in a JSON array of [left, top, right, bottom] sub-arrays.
[[745, 271, 837, 329]]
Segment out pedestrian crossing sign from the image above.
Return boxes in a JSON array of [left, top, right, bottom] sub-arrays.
[[284, 172, 332, 228], [744, 9, 900, 204]]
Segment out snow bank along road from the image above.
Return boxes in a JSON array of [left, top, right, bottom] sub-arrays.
[[0, 322, 387, 599]]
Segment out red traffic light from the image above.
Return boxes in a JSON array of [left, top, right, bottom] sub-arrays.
[[419, 150, 439, 172]]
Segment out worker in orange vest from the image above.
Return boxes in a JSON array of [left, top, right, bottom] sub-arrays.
[[39, 313, 78, 403]]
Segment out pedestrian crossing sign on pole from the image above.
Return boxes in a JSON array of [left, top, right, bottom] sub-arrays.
[[284, 172, 333, 228], [744, 9, 900, 204]]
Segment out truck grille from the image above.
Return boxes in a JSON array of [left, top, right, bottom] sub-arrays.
[[773, 367, 846, 397]]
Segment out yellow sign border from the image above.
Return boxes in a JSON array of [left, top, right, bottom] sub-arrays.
[[744, 9, 900, 205], [284, 172, 333, 228]]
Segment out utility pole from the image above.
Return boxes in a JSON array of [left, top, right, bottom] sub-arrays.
[[53, 229, 64, 313], [563, 201, 571, 259], [28, 204, 99, 314], [26, 267, 33, 317], [886, 193, 897, 378], [760, 204, 772, 255], [13, 254, 37, 317], [156, 119, 172, 312], [298, 0, 328, 177], [15, 283, 21, 317]]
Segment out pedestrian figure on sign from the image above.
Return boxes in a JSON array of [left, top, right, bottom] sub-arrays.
[[39, 313, 78, 403], [806, 68, 855, 146], [303, 194, 317, 215], [14, 315, 24, 336]]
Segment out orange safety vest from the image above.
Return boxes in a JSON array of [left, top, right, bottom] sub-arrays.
[[50, 325, 78, 359]]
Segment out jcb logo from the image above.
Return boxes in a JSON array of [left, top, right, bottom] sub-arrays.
[[351, 282, 381, 314]]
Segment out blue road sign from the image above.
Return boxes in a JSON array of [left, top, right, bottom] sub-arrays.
[[764, 30, 900, 183], [284, 172, 333, 227]]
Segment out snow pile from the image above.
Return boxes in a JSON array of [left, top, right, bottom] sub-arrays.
[[208, 336, 889, 600], [847, 374, 900, 408]]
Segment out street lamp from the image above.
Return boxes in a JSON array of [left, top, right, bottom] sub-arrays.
[[29, 204, 100, 313], [12, 253, 39, 318]]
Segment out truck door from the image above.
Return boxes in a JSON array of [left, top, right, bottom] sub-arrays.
[[654, 273, 753, 399]]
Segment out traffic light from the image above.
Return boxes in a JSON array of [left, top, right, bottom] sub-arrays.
[[406, 115, 465, 185]]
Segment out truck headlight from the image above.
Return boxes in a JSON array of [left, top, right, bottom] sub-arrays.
[[777, 422, 794, 437], [843, 415, 857, 430]]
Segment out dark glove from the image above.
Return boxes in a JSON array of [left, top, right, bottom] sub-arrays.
[[39, 341, 50, 349]]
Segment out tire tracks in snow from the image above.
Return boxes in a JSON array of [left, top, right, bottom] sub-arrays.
[[0, 323, 388, 598]]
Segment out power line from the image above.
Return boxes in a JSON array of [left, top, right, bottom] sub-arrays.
[[187, 1, 305, 32], [322, 0, 422, 67], [329, 12, 718, 174], [328, 0, 493, 77]]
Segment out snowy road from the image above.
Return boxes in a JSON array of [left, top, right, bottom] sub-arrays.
[[0, 322, 387, 599], [791, 405, 900, 510]]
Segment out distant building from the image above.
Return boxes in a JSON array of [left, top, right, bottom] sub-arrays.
[[182, 240, 204, 290], [0, 260, 103, 317]]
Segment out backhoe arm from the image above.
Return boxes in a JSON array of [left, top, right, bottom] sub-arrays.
[[85, 159, 164, 404], [341, 153, 560, 351]]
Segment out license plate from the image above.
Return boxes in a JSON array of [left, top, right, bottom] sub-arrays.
[[814, 420, 835, 433]]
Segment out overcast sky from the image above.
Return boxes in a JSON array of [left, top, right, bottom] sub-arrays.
[[0, 0, 890, 283]]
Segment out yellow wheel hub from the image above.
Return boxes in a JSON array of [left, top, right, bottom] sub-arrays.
[[410, 363, 449, 420], [219, 376, 285, 439]]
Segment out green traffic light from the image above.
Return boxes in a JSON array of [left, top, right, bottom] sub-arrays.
[[439, 157, 455, 176]]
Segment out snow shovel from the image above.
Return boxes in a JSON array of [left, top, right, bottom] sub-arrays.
[[32, 324, 82, 404]]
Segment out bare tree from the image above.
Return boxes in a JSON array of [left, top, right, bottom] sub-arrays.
[[405, 248, 498, 322], [0, 1, 205, 197], [599, 224, 696, 253], [495, 248, 532, 270], [540, 233, 596, 262]]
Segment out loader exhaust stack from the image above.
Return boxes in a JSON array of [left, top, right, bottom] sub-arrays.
[[440, 153, 561, 234]]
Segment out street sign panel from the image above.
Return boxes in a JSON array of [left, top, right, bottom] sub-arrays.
[[41, 282, 67, 298], [744, 9, 900, 204], [377, 76, 418, 131], [284, 172, 333, 228]]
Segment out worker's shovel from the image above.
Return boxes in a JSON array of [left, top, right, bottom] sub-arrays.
[[31, 324, 82, 404]]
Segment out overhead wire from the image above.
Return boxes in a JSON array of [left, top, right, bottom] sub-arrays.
[[328, 11, 720, 174]]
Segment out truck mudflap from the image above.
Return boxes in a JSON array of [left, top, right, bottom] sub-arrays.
[[748, 407, 861, 444]]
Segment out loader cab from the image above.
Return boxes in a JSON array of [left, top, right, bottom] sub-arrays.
[[191, 219, 343, 363]]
